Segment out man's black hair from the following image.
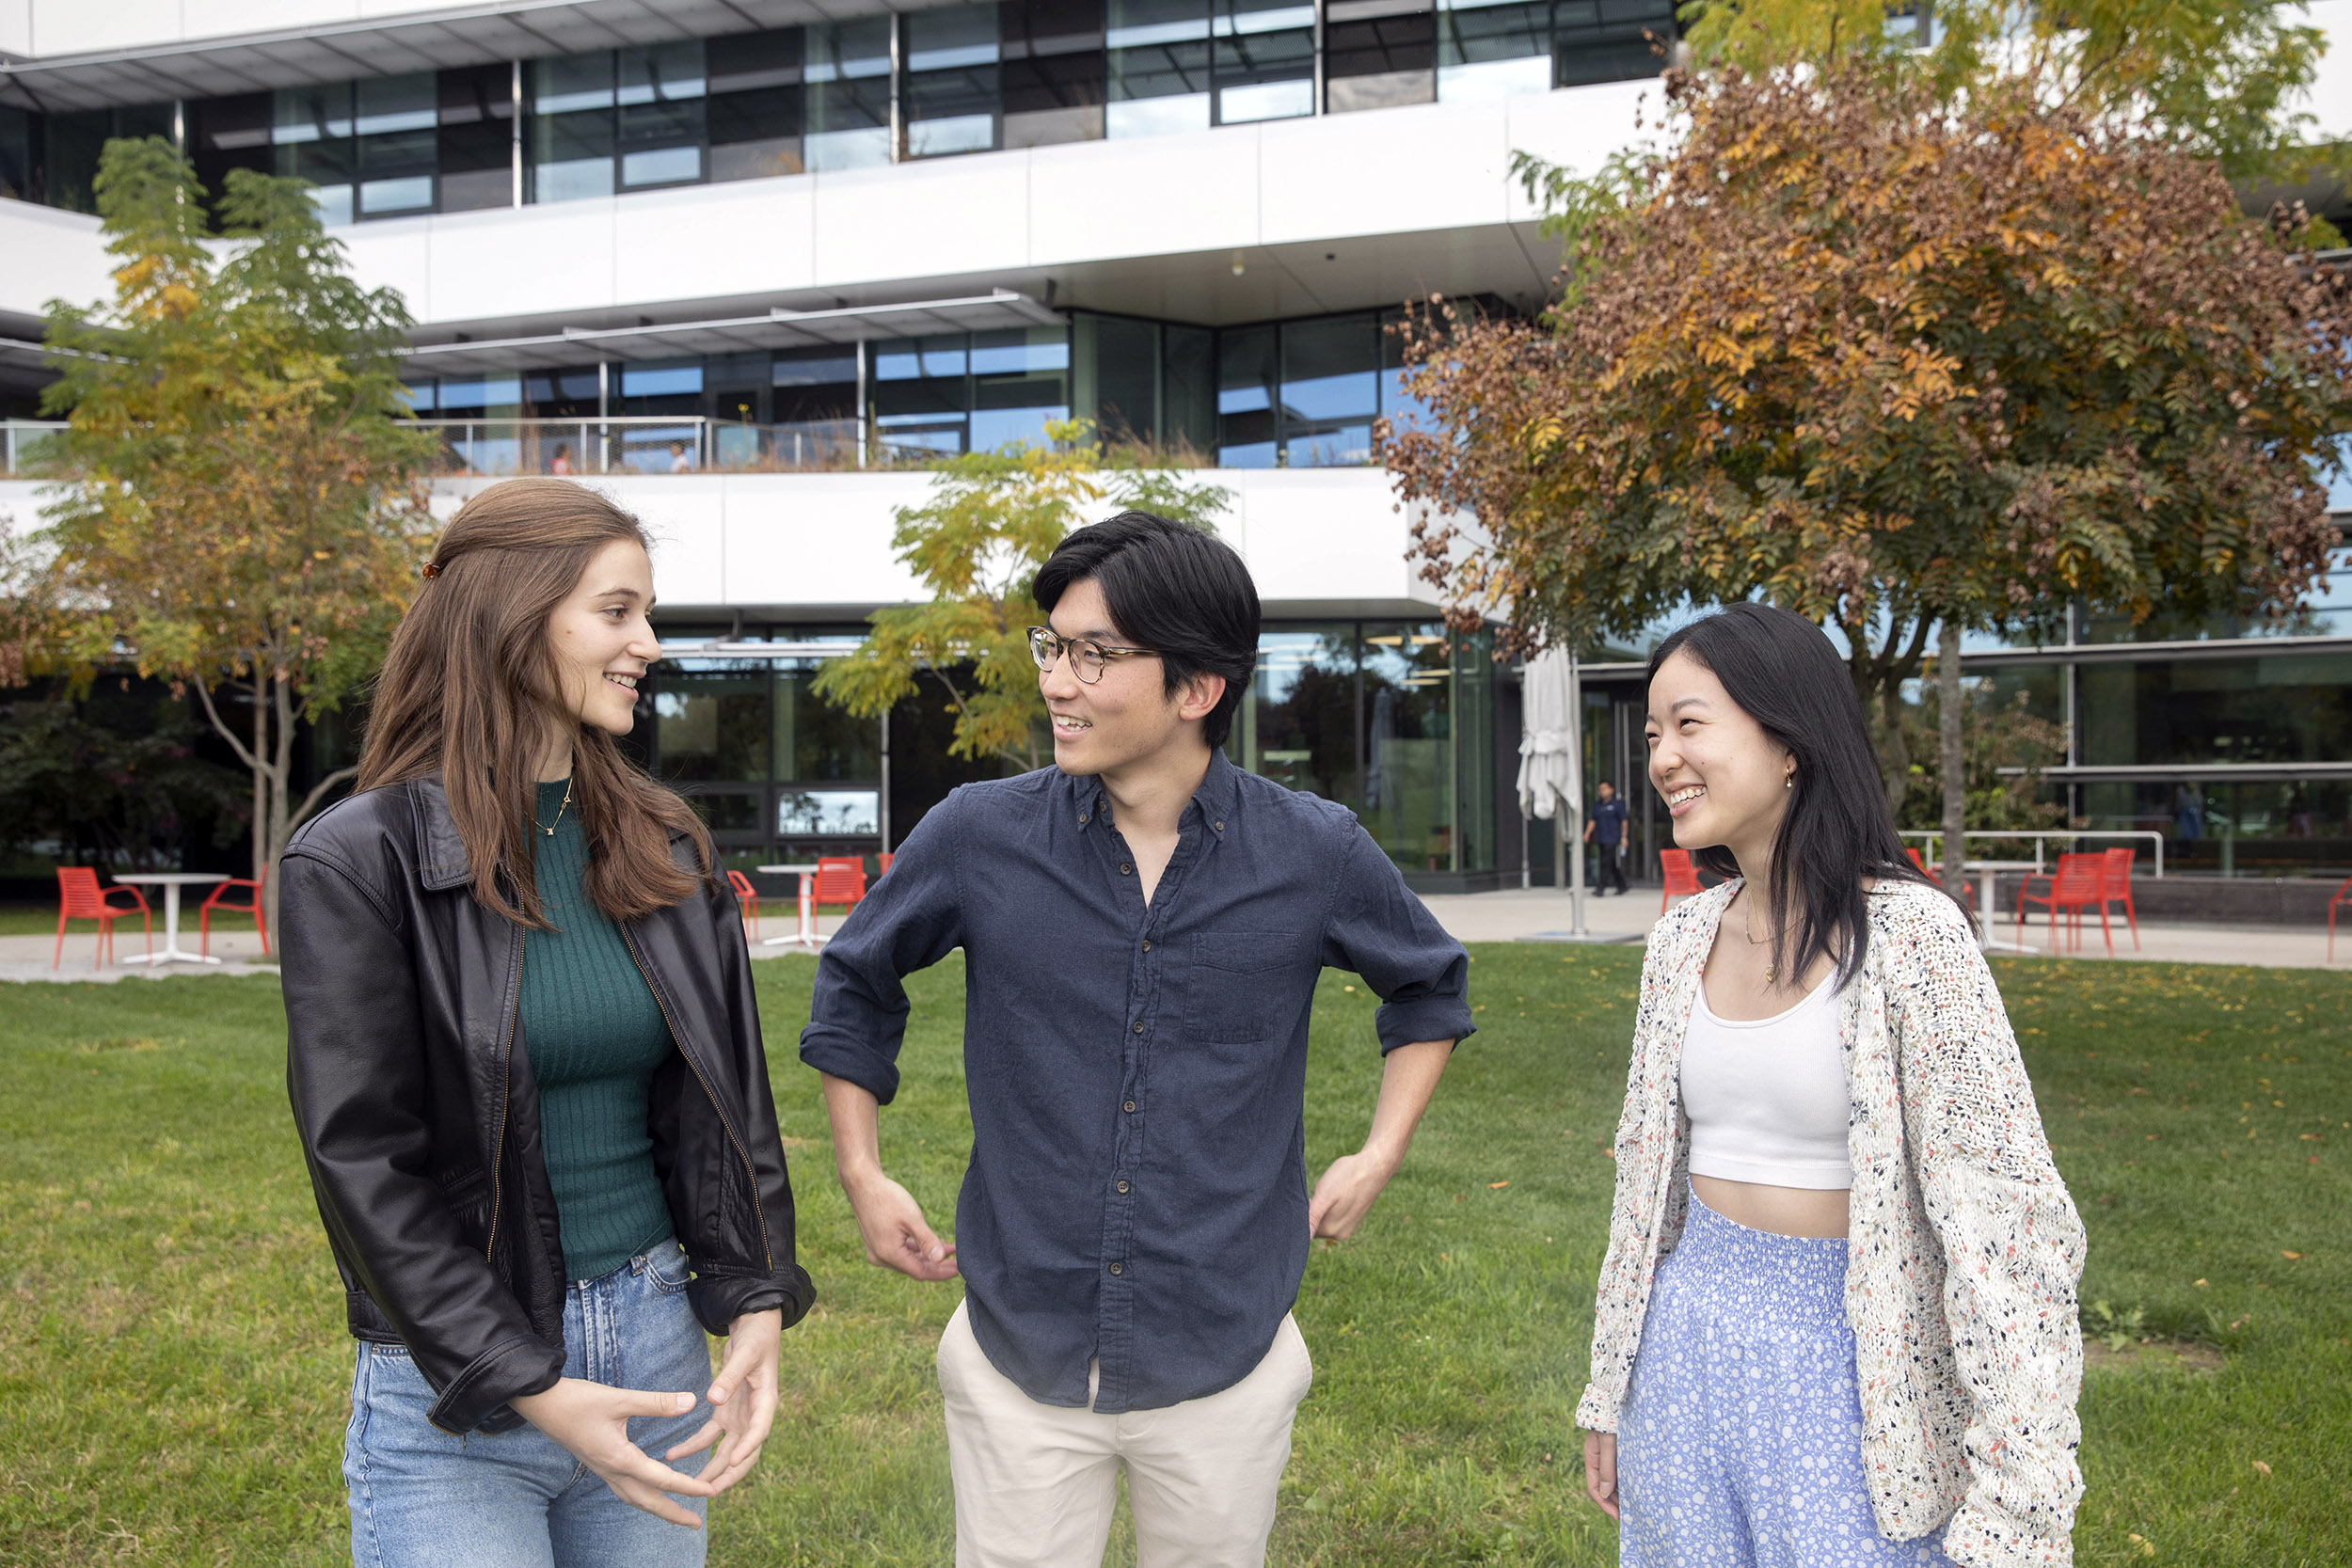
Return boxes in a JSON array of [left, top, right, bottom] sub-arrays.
[[1033, 510, 1260, 750]]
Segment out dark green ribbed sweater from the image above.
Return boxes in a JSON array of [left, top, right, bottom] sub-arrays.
[[522, 779, 677, 1282]]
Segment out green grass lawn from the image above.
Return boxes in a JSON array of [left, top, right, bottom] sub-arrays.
[[0, 902, 264, 940], [1, 950, 2345, 1565]]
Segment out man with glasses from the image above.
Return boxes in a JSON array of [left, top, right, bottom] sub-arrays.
[[801, 510, 1472, 1568]]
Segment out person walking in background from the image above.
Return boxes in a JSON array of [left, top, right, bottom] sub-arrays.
[[549, 441, 574, 475], [279, 480, 814, 1567], [2173, 782, 2204, 843], [1579, 602, 2085, 1568], [802, 511, 1474, 1568], [1585, 779, 1630, 895]]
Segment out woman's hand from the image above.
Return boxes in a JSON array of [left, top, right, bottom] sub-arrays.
[[666, 1308, 785, 1497], [1583, 1429, 1619, 1520], [511, 1379, 717, 1528]]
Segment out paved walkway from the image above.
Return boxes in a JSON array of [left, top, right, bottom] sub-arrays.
[[9, 893, 2342, 980]]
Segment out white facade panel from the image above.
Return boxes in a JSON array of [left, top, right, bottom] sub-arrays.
[[814, 156, 1033, 287], [13, 0, 486, 55], [616, 179, 819, 305], [0, 0, 32, 57], [0, 198, 108, 323], [24, 0, 178, 56], [1502, 80, 1658, 225], [1026, 128, 1265, 267], [1257, 101, 1513, 245], [422, 200, 616, 325]]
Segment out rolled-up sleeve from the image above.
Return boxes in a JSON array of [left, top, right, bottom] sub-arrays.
[[799, 788, 970, 1104], [1320, 825, 1476, 1052]]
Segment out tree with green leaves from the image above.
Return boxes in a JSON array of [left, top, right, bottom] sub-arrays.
[[25, 137, 436, 929], [1391, 44, 2349, 892], [813, 425, 1231, 771]]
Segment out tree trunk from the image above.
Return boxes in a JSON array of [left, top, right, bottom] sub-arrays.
[[1938, 618, 1967, 898], [196, 672, 357, 956]]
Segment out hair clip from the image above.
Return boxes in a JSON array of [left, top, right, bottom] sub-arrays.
[[421, 561, 443, 578]]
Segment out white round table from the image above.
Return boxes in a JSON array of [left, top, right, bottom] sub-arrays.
[[1962, 860, 2043, 956], [754, 863, 826, 952], [109, 872, 231, 966]]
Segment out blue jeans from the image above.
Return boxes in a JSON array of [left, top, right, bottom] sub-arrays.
[[343, 1239, 714, 1568], [1616, 1191, 1953, 1567]]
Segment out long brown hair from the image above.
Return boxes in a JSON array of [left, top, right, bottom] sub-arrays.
[[358, 478, 712, 927]]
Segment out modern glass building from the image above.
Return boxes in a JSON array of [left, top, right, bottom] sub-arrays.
[[3, 0, 2345, 891]]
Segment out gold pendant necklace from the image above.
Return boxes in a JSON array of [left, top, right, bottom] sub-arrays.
[[537, 779, 573, 836], [1740, 891, 1776, 984]]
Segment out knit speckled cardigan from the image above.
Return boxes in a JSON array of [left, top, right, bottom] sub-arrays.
[[1576, 878, 2087, 1568]]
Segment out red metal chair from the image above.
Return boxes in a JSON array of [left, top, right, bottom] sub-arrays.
[[812, 856, 867, 911], [199, 870, 269, 958], [877, 852, 894, 877], [2098, 847, 2141, 951], [2328, 874, 2351, 964], [724, 869, 761, 942], [54, 866, 151, 970], [2015, 851, 2115, 954], [1904, 847, 1974, 903], [1659, 848, 1704, 913]]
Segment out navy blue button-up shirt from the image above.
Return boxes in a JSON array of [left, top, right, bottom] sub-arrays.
[[800, 751, 1474, 1413]]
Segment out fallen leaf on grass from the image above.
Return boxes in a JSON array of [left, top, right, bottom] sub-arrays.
[[1488, 1180, 1511, 1190], [2281, 1251, 2303, 1259], [2251, 1459, 2272, 1476]]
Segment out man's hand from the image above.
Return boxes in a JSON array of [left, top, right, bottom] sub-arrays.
[[1583, 1429, 1619, 1519], [512, 1379, 717, 1528], [843, 1170, 961, 1281], [1307, 1036, 1453, 1243], [665, 1308, 783, 1497], [820, 1072, 959, 1282], [1309, 1148, 1400, 1240]]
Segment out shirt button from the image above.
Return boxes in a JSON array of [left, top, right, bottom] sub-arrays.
[[1117, 1180, 1131, 1193], [1123, 1100, 1136, 1113], [1119, 862, 1133, 875], [1132, 1020, 1145, 1033], [1108, 1262, 1123, 1275], [1214, 820, 1224, 831], [1141, 940, 1152, 952], [1078, 813, 1089, 823]]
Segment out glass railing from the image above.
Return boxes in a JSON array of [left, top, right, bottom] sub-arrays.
[[403, 417, 947, 475], [0, 420, 68, 476]]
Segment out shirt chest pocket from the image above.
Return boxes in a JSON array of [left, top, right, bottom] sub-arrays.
[[1186, 932, 1298, 1043]]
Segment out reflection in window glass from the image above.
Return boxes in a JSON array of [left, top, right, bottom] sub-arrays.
[[972, 327, 1073, 450], [653, 662, 772, 784], [806, 20, 894, 169], [778, 789, 882, 835], [1360, 624, 1455, 872], [1216, 324, 1278, 467], [1326, 9, 1437, 112], [1437, 0, 1555, 101], [1004, 0, 1108, 147], [1214, 0, 1314, 123], [1232, 627, 1359, 807], [1108, 0, 1212, 135], [774, 657, 883, 780], [708, 29, 805, 180], [908, 3, 1003, 156]]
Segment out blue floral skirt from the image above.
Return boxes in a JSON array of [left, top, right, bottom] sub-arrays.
[[1616, 1188, 1954, 1568]]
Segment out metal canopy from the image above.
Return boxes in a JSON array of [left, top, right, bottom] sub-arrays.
[[0, 0, 896, 114], [402, 291, 1065, 377]]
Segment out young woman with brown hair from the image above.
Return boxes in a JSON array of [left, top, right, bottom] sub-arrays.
[[279, 479, 814, 1567]]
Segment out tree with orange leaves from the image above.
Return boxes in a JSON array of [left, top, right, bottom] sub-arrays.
[[24, 137, 436, 931], [1383, 60, 2349, 887]]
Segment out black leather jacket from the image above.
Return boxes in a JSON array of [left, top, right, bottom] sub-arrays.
[[279, 777, 815, 1434]]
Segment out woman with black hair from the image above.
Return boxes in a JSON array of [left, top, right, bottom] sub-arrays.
[[1576, 603, 2086, 1568]]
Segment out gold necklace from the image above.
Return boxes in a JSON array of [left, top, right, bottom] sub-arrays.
[[1739, 890, 1778, 984], [536, 779, 573, 836]]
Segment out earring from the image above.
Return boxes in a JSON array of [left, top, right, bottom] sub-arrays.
[[1785, 774, 1794, 789]]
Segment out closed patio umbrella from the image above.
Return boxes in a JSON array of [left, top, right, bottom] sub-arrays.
[[1518, 647, 1587, 935]]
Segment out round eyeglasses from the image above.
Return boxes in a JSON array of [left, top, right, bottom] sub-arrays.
[[1027, 626, 1162, 685]]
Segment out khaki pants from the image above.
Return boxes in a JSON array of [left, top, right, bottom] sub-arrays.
[[936, 1299, 1313, 1568]]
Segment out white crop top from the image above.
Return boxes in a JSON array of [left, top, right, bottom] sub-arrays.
[[1680, 972, 1854, 1190]]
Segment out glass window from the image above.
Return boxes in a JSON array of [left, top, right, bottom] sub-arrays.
[[806, 20, 894, 170], [908, 3, 1004, 157], [0, 106, 34, 203], [1379, 305, 1438, 437], [708, 28, 805, 180], [618, 41, 707, 188], [1216, 324, 1278, 467], [1003, 0, 1107, 146], [1108, 0, 1212, 135], [438, 65, 515, 211], [1438, 0, 1556, 101], [2081, 779, 2351, 879], [1164, 325, 1216, 454], [772, 347, 863, 466], [653, 661, 772, 783], [1213, 0, 1314, 123], [1326, 4, 1437, 112], [873, 333, 974, 455], [531, 53, 616, 201], [1360, 624, 1456, 872], [774, 657, 883, 780], [778, 789, 882, 836], [1553, 0, 1674, 87], [2079, 654, 2352, 770], [1280, 312, 1377, 467], [1231, 627, 1360, 807], [972, 327, 1072, 450], [1073, 313, 1161, 444]]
